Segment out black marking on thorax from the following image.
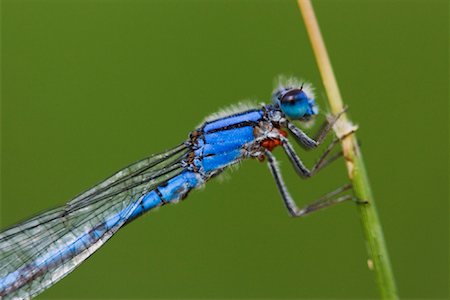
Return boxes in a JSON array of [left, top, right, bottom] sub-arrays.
[[204, 120, 260, 134]]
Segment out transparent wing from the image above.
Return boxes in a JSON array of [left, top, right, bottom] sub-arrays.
[[0, 143, 189, 299]]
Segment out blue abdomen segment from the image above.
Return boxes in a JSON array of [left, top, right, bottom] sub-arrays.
[[0, 171, 203, 295], [129, 171, 203, 219]]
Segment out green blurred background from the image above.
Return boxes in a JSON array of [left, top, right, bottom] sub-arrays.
[[1, 0, 448, 299]]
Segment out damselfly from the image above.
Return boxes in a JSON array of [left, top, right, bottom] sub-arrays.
[[0, 78, 354, 299]]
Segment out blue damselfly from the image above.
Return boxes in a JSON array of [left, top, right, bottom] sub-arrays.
[[0, 78, 354, 299]]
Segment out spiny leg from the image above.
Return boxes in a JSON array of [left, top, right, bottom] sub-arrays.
[[297, 187, 354, 216], [265, 150, 353, 217], [280, 126, 356, 179], [280, 136, 337, 178], [265, 150, 300, 216], [286, 107, 348, 150]]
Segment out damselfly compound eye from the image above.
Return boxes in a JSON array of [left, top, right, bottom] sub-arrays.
[[279, 88, 317, 120], [280, 89, 303, 104]]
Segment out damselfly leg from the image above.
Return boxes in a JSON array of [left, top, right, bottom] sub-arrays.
[[291, 184, 354, 217], [266, 111, 357, 216], [286, 107, 348, 150], [265, 150, 354, 217], [281, 136, 326, 178], [279, 127, 355, 179]]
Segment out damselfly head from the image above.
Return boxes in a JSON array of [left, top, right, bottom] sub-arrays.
[[277, 88, 318, 120], [273, 77, 318, 121]]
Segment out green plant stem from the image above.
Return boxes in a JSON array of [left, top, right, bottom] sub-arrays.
[[296, 0, 398, 299]]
